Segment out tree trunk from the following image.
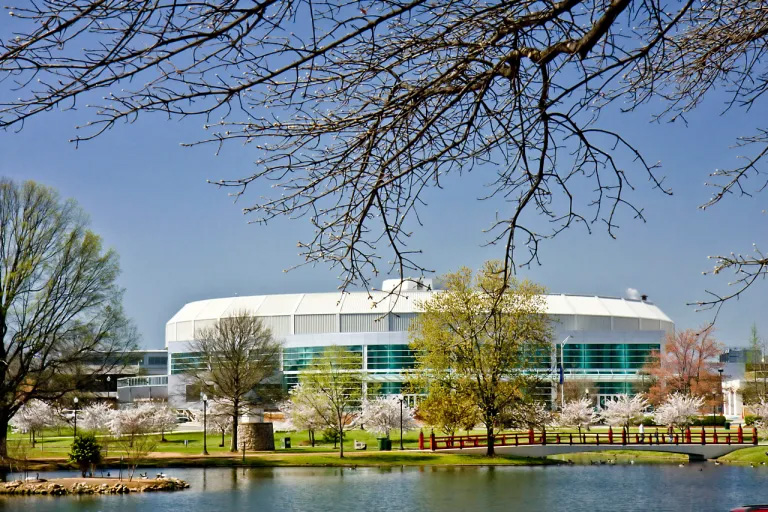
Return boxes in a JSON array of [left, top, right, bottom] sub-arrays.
[[338, 412, 344, 458], [310, 429, 315, 447], [0, 413, 9, 460], [220, 429, 225, 447], [486, 425, 495, 457], [230, 401, 239, 452]]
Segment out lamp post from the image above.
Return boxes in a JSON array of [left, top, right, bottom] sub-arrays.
[[202, 393, 209, 455], [397, 396, 404, 450], [73, 397, 79, 438], [718, 367, 724, 415], [559, 335, 573, 409]]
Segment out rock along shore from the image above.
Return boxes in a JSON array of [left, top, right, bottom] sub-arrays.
[[0, 477, 189, 496]]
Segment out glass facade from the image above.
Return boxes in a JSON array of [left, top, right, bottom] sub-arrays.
[[283, 345, 363, 372], [170, 352, 205, 375], [560, 343, 659, 371], [367, 344, 416, 370]]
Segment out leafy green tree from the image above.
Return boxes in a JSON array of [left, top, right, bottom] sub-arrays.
[[410, 261, 553, 456], [415, 382, 479, 437], [69, 434, 102, 477], [294, 346, 363, 458], [0, 179, 137, 458]]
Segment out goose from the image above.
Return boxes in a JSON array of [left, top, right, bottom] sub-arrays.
[[678, 464, 685, 468]]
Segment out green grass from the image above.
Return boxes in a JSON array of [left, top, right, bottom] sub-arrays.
[[718, 447, 768, 464]]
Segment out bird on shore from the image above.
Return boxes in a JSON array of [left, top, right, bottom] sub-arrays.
[[750, 463, 755, 468], [714, 462, 721, 466], [678, 464, 685, 468], [629, 460, 635, 465]]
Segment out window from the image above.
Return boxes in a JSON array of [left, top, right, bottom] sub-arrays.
[[170, 352, 206, 375], [559, 343, 660, 370], [366, 345, 415, 370], [148, 356, 168, 366], [282, 346, 363, 372]]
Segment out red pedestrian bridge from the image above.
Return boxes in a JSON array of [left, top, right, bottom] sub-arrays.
[[417, 426, 759, 461]]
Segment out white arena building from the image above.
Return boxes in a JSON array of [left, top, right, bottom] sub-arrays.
[[158, 279, 675, 409]]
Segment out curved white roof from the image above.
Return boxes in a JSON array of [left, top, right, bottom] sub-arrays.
[[167, 292, 673, 324]]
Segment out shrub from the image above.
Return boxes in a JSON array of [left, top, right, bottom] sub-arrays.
[[321, 428, 340, 446], [745, 415, 759, 426], [640, 416, 656, 427], [69, 434, 102, 477], [690, 415, 726, 427]]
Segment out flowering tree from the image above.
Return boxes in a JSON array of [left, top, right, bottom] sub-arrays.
[[80, 403, 114, 434], [558, 399, 596, 438], [360, 397, 417, 439], [150, 404, 179, 442], [599, 395, 648, 430], [749, 398, 768, 428], [191, 402, 233, 448], [653, 393, 704, 433], [108, 404, 160, 480], [10, 400, 54, 447], [279, 385, 325, 447]]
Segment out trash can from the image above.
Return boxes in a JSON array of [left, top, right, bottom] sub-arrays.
[[283, 437, 291, 449], [377, 438, 392, 451]]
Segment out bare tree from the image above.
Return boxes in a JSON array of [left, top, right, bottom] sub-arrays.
[[190, 311, 282, 452], [1, 1, 767, 308], [0, 179, 137, 458]]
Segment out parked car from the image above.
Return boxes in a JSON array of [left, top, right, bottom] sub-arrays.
[[175, 415, 190, 423]]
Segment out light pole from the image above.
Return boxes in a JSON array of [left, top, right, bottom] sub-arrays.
[[718, 367, 724, 416], [73, 397, 79, 438], [202, 393, 209, 455], [397, 396, 404, 450], [559, 335, 573, 409]]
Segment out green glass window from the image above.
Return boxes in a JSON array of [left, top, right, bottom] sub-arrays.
[[367, 344, 416, 370], [282, 345, 363, 372], [170, 352, 205, 375], [559, 343, 659, 370]]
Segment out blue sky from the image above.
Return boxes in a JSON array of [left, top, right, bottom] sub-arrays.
[[1, 82, 766, 349]]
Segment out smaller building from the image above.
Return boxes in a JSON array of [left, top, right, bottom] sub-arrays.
[[115, 350, 169, 404]]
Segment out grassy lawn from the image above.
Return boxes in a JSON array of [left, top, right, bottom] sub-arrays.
[[718, 447, 768, 464], [7, 425, 747, 468]]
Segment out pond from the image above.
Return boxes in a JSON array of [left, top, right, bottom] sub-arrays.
[[1, 463, 766, 511]]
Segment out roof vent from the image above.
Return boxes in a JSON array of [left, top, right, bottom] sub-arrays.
[[641, 294, 648, 301], [381, 277, 433, 293]]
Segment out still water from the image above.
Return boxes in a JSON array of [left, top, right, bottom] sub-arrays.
[[1, 464, 766, 511]]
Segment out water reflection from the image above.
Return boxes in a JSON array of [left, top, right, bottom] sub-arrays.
[[0, 464, 766, 512]]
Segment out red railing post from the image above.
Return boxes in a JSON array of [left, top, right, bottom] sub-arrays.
[[542, 428, 547, 446], [727, 434, 731, 445], [418, 431, 424, 450], [430, 431, 436, 451], [621, 429, 626, 445], [753, 427, 758, 445], [713, 430, 718, 444], [460, 438, 464, 449], [685, 427, 691, 444], [738, 425, 743, 444], [501, 434, 506, 446], [515, 434, 519, 446], [528, 428, 534, 444], [556, 434, 561, 444], [701, 427, 706, 445], [596, 433, 600, 446], [608, 426, 613, 444], [569, 433, 573, 446]]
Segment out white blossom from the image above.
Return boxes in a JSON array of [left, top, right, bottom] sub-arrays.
[[558, 398, 596, 432], [599, 395, 648, 428], [653, 393, 704, 431], [360, 396, 417, 438], [80, 402, 114, 433]]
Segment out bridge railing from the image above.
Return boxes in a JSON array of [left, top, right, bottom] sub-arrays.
[[419, 426, 758, 450]]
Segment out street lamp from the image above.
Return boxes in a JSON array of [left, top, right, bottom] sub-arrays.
[[718, 367, 724, 415], [559, 335, 573, 409], [73, 397, 79, 438], [397, 395, 404, 450], [202, 393, 209, 455]]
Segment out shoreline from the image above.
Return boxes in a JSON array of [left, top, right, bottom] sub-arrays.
[[6, 447, 753, 472]]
